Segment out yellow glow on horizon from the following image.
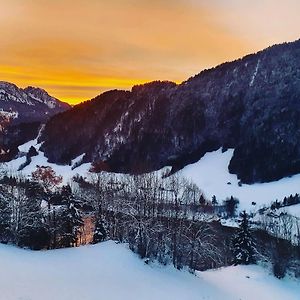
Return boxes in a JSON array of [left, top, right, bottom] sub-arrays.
[[1, 0, 300, 104], [0, 64, 170, 104]]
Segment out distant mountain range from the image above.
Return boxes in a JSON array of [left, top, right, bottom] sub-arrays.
[[0, 81, 70, 160], [2, 39, 300, 184], [0, 81, 70, 123]]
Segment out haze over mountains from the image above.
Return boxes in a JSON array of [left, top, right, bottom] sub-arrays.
[[2, 39, 300, 184]]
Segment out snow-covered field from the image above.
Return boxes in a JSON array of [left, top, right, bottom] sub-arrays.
[[280, 204, 300, 218], [3, 139, 300, 215], [0, 240, 298, 300], [179, 149, 300, 212]]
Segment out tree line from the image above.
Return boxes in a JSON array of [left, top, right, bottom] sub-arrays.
[[0, 165, 298, 277]]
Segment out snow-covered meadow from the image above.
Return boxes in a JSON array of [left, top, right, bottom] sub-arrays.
[[179, 149, 300, 212], [0, 241, 299, 300]]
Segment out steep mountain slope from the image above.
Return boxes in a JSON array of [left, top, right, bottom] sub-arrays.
[[0, 81, 70, 160], [41, 39, 300, 183]]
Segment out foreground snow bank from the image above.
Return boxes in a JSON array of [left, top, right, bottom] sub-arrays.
[[198, 264, 300, 300], [0, 241, 298, 300]]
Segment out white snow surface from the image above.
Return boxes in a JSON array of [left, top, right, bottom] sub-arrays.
[[18, 139, 38, 153], [279, 204, 300, 218], [179, 149, 300, 213], [0, 240, 298, 300], [4, 138, 91, 184]]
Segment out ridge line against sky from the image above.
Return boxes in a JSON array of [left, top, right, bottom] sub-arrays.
[[1, 0, 300, 104]]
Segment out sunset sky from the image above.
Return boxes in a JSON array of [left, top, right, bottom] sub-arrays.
[[1, 0, 300, 104]]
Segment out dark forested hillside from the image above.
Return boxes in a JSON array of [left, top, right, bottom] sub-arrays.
[[40, 39, 300, 183]]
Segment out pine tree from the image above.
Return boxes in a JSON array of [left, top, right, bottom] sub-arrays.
[[224, 196, 239, 218], [17, 185, 50, 250], [232, 211, 256, 265], [25, 180, 45, 202], [0, 187, 12, 242], [60, 185, 84, 247], [92, 217, 107, 244], [199, 194, 206, 207], [212, 195, 218, 206]]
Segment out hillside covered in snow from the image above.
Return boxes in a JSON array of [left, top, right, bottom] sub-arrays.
[[6, 138, 300, 218]]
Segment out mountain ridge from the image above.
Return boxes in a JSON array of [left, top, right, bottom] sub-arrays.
[[0, 81, 70, 161], [39, 39, 300, 183], [0, 81, 70, 123], [5, 39, 300, 184]]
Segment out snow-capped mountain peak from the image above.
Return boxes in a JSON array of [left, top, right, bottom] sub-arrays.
[[23, 86, 63, 109], [0, 81, 71, 161], [0, 81, 70, 124], [0, 81, 34, 106]]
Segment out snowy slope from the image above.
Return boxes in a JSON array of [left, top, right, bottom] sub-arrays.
[[0, 241, 298, 300], [4, 138, 91, 184], [279, 204, 300, 218], [4, 140, 300, 214], [179, 149, 300, 213]]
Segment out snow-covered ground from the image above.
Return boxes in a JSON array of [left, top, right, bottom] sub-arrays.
[[3, 139, 300, 215], [4, 138, 91, 184], [281, 204, 300, 218], [179, 149, 300, 213], [0, 240, 298, 300]]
